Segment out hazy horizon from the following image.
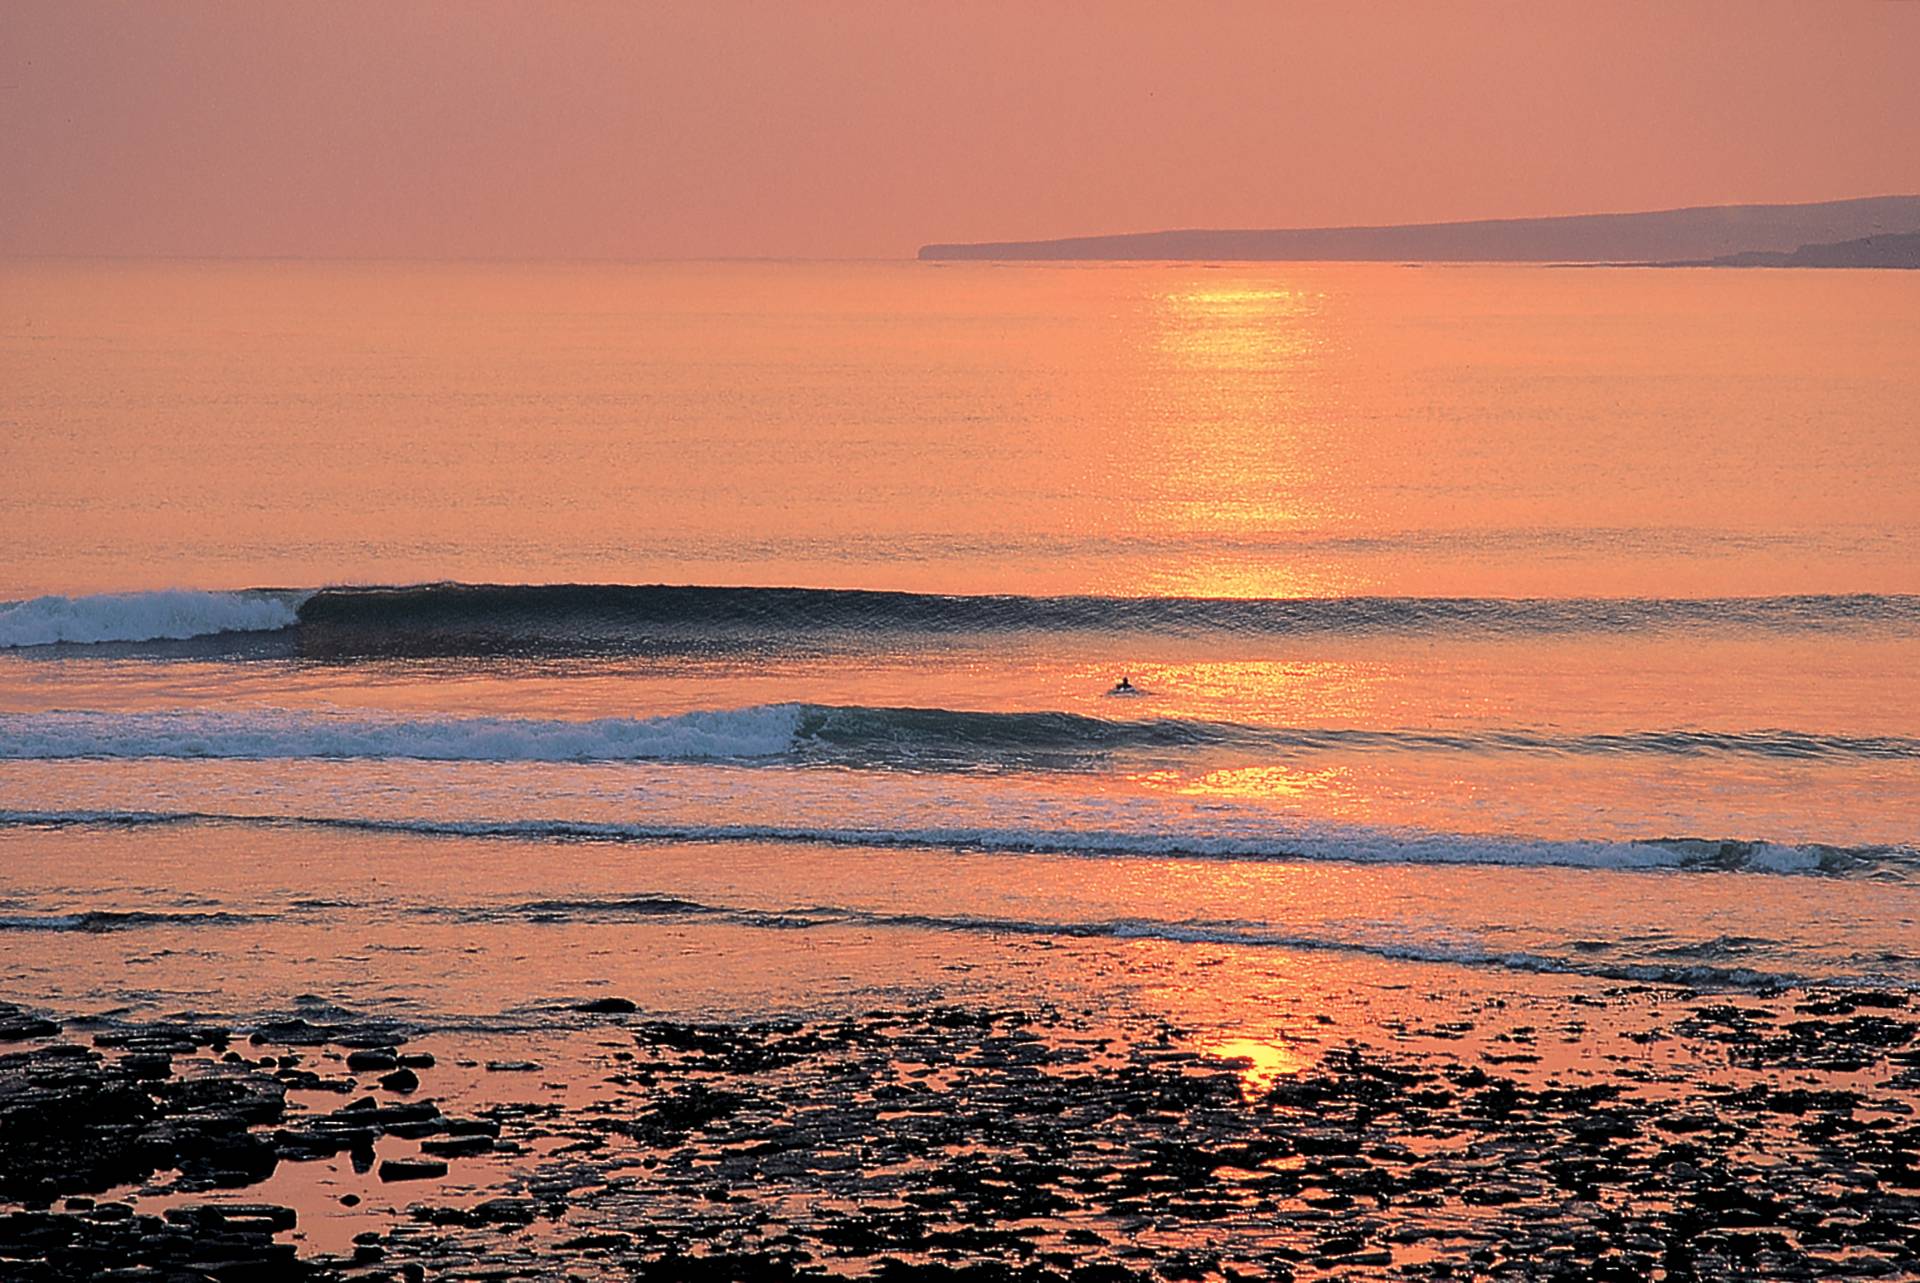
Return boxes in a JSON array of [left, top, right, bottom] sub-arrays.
[[3, 192, 1917, 266], [7, 1, 1920, 260]]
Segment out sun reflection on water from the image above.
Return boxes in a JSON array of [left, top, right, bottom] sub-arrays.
[[1106, 273, 1350, 600], [1169, 764, 1349, 801], [1202, 1036, 1310, 1098]]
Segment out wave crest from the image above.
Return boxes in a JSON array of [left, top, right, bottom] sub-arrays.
[[8, 583, 1913, 656], [0, 807, 1901, 879], [289, 584, 1920, 657], [0, 590, 305, 648]]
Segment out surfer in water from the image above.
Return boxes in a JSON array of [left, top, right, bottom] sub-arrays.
[[1110, 675, 1137, 694]]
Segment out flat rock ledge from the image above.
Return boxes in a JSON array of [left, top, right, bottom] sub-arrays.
[[1, 991, 1917, 1280]]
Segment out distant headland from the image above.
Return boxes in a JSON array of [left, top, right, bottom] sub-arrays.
[[1670, 229, 1920, 269], [918, 195, 1920, 265]]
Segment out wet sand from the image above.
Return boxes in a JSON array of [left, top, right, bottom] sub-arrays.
[[4, 824, 1920, 1277]]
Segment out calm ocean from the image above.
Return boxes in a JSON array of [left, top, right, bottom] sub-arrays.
[[3, 259, 1917, 1023]]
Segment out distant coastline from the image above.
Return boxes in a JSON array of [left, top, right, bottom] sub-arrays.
[[1661, 229, 1920, 269], [919, 195, 1920, 265]]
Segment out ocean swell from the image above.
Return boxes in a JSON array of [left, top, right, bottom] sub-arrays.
[[290, 584, 1920, 656], [3, 706, 1917, 768], [7, 583, 1913, 655]]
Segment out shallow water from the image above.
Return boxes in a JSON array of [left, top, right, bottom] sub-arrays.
[[2, 259, 1917, 1020]]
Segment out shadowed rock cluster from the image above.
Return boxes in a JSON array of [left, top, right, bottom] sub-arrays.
[[2, 992, 1918, 1280]]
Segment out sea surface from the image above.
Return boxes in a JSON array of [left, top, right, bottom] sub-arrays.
[[2, 259, 1918, 1032]]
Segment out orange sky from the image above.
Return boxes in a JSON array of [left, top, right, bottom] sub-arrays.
[[4, 1, 1917, 260]]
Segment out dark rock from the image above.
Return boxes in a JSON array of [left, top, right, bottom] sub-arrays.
[[468, 1197, 537, 1224], [0, 1004, 61, 1042], [118, 1053, 172, 1081], [378, 1067, 419, 1093], [247, 1019, 333, 1047], [377, 1158, 448, 1182], [443, 1116, 501, 1137], [627, 1083, 746, 1144], [419, 1133, 493, 1157], [162, 1203, 297, 1233]]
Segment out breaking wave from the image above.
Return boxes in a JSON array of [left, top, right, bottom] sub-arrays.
[[0, 590, 307, 648]]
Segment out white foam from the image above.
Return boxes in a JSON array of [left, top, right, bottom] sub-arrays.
[[0, 804, 1857, 877], [0, 591, 306, 647], [1739, 842, 1831, 874], [0, 706, 808, 762], [0, 914, 87, 931]]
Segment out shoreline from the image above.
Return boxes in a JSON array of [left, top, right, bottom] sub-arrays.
[[4, 983, 1917, 1281]]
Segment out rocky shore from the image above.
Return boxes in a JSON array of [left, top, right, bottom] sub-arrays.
[[2, 988, 1917, 1281]]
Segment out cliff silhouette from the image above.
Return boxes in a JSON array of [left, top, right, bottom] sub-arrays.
[[919, 196, 1920, 264], [1677, 230, 1920, 269]]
